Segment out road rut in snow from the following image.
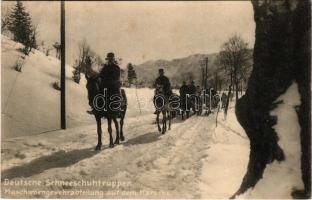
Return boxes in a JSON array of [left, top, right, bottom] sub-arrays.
[[1, 114, 216, 198]]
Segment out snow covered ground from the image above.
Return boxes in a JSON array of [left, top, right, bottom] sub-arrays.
[[1, 105, 251, 198], [1, 36, 304, 198]]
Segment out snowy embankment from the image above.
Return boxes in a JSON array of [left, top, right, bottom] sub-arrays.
[[237, 82, 304, 199], [1, 35, 153, 139]]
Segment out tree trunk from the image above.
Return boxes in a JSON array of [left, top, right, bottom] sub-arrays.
[[235, 80, 239, 101], [233, 0, 311, 198], [224, 82, 232, 119], [240, 82, 243, 96]]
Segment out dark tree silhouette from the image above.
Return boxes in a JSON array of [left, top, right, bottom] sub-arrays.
[[127, 63, 137, 86], [9, 1, 36, 54], [232, 0, 310, 198], [217, 35, 250, 119]]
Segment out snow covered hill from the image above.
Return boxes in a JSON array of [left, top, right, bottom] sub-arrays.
[[1, 36, 153, 139]]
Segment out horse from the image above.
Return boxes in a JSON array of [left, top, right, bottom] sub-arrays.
[[153, 85, 172, 134], [203, 89, 220, 115], [85, 74, 127, 150]]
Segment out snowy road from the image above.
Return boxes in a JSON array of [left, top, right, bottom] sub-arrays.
[[1, 110, 250, 198]]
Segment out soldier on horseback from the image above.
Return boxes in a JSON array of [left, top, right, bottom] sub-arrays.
[[154, 68, 172, 98], [153, 68, 172, 114], [187, 80, 197, 114], [153, 69, 173, 133], [85, 52, 127, 150], [100, 52, 121, 97]]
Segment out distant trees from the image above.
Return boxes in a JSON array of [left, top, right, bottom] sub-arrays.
[[72, 60, 82, 84], [53, 42, 61, 59], [8, 1, 37, 55], [217, 35, 250, 117], [72, 39, 102, 84], [1, 5, 11, 33], [127, 63, 137, 86]]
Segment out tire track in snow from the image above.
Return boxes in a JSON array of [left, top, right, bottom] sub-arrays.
[[1, 114, 216, 198]]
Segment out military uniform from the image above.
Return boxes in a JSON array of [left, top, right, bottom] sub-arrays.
[[154, 75, 172, 97], [100, 62, 121, 94]]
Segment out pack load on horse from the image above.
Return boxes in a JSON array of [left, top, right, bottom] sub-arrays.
[[85, 52, 127, 150], [153, 68, 173, 134]]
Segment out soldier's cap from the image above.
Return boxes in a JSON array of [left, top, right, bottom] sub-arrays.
[[159, 68, 164, 72], [105, 52, 115, 60]]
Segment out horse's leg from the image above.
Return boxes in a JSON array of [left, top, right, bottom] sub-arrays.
[[168, 111, 171, 130], [156, 112, 161, 132], [120, 114, 125, 141], [113, 118, 120, 145], [95, 115, 102, 150], [107, 118, 114, 148], [162, 110, 167, 134]]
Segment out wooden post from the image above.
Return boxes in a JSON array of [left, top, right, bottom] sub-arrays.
[[204, 57, 208, 90], [60, 1, 66, 129]]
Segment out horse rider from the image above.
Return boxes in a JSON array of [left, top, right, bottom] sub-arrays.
[[221, 92, 227, 109], [100, 52, 121, 95], [187, 80, 197, 112], [153, 68, 172, 114], [154, 68, 172, 97], [179, 81, 188, 111], [196, 85, 202, 115]]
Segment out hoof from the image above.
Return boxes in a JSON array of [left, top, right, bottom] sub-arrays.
[[114, 139, 120, 145], [291, 189, 310, 199], [120, 136, 125, 141], [109, 143, 114, 148], [158, 127, 161, 132], [95, 144, 102, 150]]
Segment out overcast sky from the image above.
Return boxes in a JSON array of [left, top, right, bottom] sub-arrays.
[[3, 1, 255, 68]]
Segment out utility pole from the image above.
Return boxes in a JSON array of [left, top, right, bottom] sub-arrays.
[[204, 57, 208, 90], [60, 1, 66, 129]]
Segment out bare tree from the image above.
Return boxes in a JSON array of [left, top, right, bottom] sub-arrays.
[[72, 39, 103, 83], [53, 42, 61, 59], [77, 39, 93, 73], [1, 5, 11, 33], [217, 35, 250, 117]]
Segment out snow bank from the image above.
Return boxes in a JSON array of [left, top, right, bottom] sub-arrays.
[[199, 103, 250, 198], [1, 36, 155, 139], [239, 82, 304, 199]]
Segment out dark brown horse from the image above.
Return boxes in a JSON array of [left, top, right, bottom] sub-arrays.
[[153, 85, 172, 134], [85, 74, 127, 150]]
